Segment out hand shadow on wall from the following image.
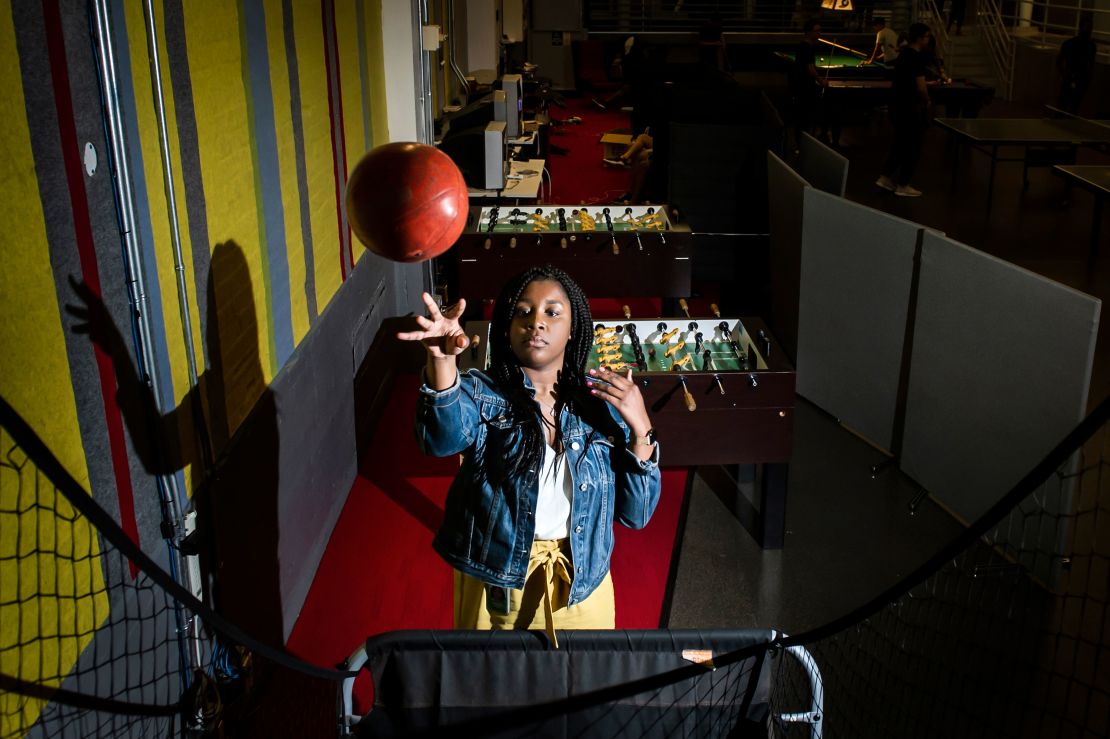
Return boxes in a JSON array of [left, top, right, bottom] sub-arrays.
[[68, 240, 285, 647]]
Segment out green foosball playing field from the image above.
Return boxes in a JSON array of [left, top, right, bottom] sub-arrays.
[[589, 320, 765, 374]]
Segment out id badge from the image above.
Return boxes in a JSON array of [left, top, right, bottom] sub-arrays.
[[485, 584, 512, 616]]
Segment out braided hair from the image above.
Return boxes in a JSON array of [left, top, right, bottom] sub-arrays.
[[486, 265, 618, 486]]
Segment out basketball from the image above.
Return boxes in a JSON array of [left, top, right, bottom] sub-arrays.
[[345, 142, 469, 263]]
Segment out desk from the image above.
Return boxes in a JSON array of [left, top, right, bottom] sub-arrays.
[[935, 116, 1110, 212], [1054, 164, 1110, 267], [466, 158, 545, 201]]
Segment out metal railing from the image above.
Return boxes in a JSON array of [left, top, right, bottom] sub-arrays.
[[996, 0, 1110, 50], [979, 0, 1018, 98], [584, 0, 898, 34]]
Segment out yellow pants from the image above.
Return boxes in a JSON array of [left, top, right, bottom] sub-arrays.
[[454, 538, 615, 647]]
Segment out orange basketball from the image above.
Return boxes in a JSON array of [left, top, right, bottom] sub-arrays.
[[345, 142, 469, 263]]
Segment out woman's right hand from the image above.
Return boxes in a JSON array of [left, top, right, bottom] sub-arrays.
[[397, 292, 469, 359]]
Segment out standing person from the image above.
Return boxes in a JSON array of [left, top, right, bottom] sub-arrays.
[[399, 266, 661, 645], [947, 0, 967, 36], [789, 18, 829, 147], [864, 16, 900, 65], [877, 23, 934, 197], [1057, 14, 1096, 114]]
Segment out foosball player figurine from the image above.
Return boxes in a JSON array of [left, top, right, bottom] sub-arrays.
[[702, 349, 713, 371], [627, 324, 646, 369], [694, 332, 704, 355], [720, 321, 743, 360]]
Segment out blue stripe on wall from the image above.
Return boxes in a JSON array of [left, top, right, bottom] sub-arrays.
[[109, 0, 189, 510], [243, 0, 295, 366]]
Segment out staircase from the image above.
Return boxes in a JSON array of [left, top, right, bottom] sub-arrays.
[[944, 27, 1002, 90]]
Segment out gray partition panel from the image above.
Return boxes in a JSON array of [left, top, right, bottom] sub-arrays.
[[797, 132, 849, 196], [796, 189, 920, 451], [767, 151, 808, 364], [901, 233, 1100, 525]]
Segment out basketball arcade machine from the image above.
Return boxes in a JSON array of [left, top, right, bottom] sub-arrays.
[[445, 202, 796, 549]]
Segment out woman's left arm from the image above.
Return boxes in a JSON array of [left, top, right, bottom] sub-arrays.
[[588, 367, 662, 528]]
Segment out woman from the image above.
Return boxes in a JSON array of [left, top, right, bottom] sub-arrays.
[[398, 265, 661, 645]]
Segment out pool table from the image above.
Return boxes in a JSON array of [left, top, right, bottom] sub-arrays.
[[774, 50, 892, 79]]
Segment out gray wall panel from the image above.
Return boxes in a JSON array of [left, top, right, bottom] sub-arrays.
[[796, 189, 919, 451], [796, 132, 848, 197], [900, 233, 1100, 524], [767, 151, 808, 363]]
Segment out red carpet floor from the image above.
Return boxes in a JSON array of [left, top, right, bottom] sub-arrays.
[[545, 95, 633, 206], [286, 373, 687, 713]]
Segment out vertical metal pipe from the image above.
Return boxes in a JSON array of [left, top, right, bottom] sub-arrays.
[[142, 0, 201, 391], [446, 0, 468, 98], [137, 0, 205, 672], [419, 0, 435, 143], [90, 0, 203, 676]]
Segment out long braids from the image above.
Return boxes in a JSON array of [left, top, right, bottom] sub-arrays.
[[487, 265, 614, 486]]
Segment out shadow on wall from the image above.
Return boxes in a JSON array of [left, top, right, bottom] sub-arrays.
[[69, 240, 285, 646]]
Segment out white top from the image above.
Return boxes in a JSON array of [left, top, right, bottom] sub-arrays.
[[533, 442, 573, 540], [877, 27, 900, 63]]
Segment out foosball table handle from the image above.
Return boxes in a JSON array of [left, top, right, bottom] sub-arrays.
[[622, 305, 632, 320], [678, 376, 696, 412], [678, 298, 690, 318]]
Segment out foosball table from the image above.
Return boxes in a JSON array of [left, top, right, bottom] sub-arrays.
[[452, 204, 693, 299], [459, 308, 796, 548]]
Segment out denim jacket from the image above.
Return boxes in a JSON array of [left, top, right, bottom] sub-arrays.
[[416, 369, 661, 605]]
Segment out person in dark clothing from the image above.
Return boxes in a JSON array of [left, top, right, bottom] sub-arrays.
[[789, 18, 829, 148], [947, 0, 967, 36], [1057, 14, 1096, 114], [876, 23, 933, 197]]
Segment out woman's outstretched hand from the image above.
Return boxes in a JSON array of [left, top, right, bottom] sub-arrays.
[[397, 292, 469, 359]]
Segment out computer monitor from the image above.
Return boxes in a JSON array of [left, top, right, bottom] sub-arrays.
[[437, 121, 508, 190], [437, 93, 494, 140], [501, 74, 523, 138], [483, 121, 507, 189]]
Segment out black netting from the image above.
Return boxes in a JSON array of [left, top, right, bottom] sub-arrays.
[[5, 387, 1109, 738], [0, 425, 189, 737], [0, 398, 351, 738], [770, 403, 1110, 738]]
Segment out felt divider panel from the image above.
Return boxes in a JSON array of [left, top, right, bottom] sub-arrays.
[[796, 132, 849, 197], [766, 151, 808, 364], [901, 233, 1100, 535], [796, 189, 920, 451]]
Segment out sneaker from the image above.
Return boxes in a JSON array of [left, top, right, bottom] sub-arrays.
[[895, 185, 922, 197], [875, 175, 896, 192], [591, 98, 606, 111]]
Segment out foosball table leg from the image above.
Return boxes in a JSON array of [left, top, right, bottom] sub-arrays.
[[758, 462, 788, 550]]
